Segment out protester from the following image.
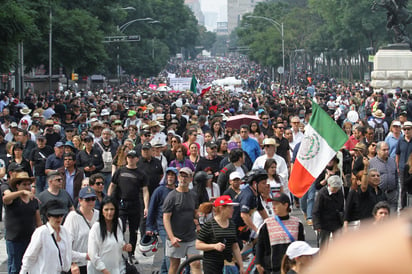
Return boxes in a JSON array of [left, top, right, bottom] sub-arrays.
[[196, 195, 243, 274], [87, 196, 132, 274], [20, 199, 80, 273], [64, 186, 99, 274]]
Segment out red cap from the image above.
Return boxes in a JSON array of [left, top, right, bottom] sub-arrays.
[[21, 119, 28, 124], [213, 195, 239, 207]]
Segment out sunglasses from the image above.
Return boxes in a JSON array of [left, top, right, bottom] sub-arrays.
[[94, 182, 104, 186], [49, 214, 64, 218], [54, 178, 63, 182], [84, 197, 97, 202]]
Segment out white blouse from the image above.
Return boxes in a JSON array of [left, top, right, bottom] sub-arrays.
[[87, 221, 126, 274], [20, 223, 79, 274], [63, 209, 99, 266]]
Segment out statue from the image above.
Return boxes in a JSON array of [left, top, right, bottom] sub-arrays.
[[372, 0, 412, 46]]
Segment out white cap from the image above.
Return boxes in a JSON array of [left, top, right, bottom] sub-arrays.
[[230, 171, 243, 180], [286, 241, 319, 259]]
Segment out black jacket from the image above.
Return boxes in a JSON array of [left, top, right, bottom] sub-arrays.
[[312, 186, 344, 232]]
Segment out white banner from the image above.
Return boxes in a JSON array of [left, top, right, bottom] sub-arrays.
[[170, 77, 191, 91]]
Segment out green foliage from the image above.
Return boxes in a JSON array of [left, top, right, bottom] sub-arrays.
[[235, 0, 400, 80]]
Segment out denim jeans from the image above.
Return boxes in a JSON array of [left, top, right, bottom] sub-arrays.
[[300, 182, 316, 220], [158, 227, 170, 274], [6, 239, 30, 274]]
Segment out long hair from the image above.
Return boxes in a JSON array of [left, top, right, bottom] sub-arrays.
[[113, 144, 128, 168], [280, 254, 296, 274], [264, 158, 281, 183], [99, 196, 120, 242]]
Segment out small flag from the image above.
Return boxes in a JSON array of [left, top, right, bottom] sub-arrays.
[[288, 101, 348, 198], [190, 74, 199, 94], [200, 86, 211, 97]]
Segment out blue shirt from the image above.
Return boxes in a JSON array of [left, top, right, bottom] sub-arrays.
[[242, 137, 261, 162], [146, 185, 174, 232], [396, 136, 412, 170], [65, 169, 75, 199], [45, 154, 63, 171], [385, 133, 401, 159]]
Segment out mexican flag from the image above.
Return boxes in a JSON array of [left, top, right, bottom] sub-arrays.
[[288, 102, 348, 198], [190, 74, 199, 94]]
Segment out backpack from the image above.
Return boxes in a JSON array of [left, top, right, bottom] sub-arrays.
[[374, 119, 385, 142]]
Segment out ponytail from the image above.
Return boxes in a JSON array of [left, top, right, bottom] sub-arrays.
[[281, 254, 296, 274]]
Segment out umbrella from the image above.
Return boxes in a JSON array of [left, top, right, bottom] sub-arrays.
[[225, 114, 261, 129]]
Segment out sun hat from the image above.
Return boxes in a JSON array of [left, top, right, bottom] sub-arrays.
[[10, 172, 35, 189]]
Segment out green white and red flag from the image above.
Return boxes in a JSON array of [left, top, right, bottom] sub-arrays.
[[288, 102, 348, 198]]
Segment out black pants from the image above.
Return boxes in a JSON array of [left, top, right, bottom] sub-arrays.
[[120, 203, 140, 255]]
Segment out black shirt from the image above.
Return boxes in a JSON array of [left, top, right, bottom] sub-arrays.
[[30, 145, 54, 176], [5, 197, 39, 241], [112, 166, 148, 201], [137, 157, 163, 196]]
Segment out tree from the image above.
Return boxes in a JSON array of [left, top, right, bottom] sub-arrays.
[[0, 0, 38, 71]]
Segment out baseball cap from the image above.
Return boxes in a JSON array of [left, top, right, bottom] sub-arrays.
[[392, 121, 401, 127], [271, 192, 291, 204], [213, 195, 239, 207], [229, 171, 243, 180], [205, 141, 218, 148], [127, 150, 138, 157], [286, 241, 319, 259], [142, 142, 152, 150], [179, 167, 193, 177], [54, 142, 64, 148], [10, 122, 18, 128], [21, 119, 28, 125], [227, 141, 238, 150], [79, 186, 97, 199]]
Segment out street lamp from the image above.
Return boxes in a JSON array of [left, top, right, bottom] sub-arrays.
[[116, 17, 156, 85], [246, 15, 284, 85], [119, 17, 154, 32]]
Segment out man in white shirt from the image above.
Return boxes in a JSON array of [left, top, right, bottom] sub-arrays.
[[290, 116, 304, 150]]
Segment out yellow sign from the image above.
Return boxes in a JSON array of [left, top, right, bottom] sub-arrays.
[[368, 55, 374, 63]]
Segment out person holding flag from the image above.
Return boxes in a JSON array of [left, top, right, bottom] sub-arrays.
[[288, 101, 348, 199]]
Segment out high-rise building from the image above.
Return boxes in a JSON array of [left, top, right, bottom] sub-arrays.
[[227, 0, 267, 34], [185, 0, 205, 25]]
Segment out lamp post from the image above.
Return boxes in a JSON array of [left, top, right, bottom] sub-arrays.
[[49, 0, 52, 93], [246, 15, 284, 85], [116, 17, 154, 86]]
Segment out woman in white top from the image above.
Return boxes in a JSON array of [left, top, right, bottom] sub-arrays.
[[20, 199, 81, 274], [87, 196, 132, 274], [264, 158, 284, 198], [64, 186, 99, 274]]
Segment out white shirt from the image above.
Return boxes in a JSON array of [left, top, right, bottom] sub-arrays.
[[63, 209, 99, 266], [20, 223, 77, 274], [87, 221, 126, 274], [252, 153, 289, 195], [206, 182, 220, 200]]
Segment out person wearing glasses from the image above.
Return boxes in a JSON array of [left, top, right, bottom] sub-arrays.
[[64, 186, 99, 274], [273, 122, 291, 168], [259, 112, 273, 138], [38, 171, 74, 223], [89, 173, 106, 210], [21, 199, 80, 274], [57, 152, 85, 202], [369, 141, 398, 212]]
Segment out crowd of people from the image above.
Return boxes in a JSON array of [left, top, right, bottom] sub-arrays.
[[1, 55, 411, 274]]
